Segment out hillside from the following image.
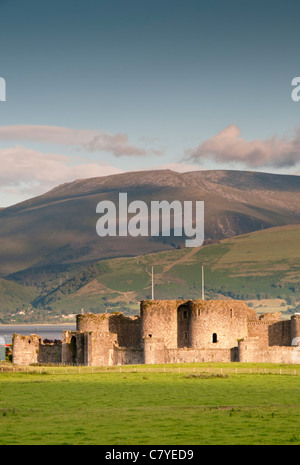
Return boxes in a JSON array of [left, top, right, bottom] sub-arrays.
[[0, 278, 37, 322], [1, 169, 300, 288], [5, 224, 298, 323]]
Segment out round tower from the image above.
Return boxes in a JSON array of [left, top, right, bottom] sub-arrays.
[[140, 300, 181, 349], [76, 313, 109, 332], [238, 339, 247, 362], [188, 300, 250, 349], [291, 314, 300, 344]]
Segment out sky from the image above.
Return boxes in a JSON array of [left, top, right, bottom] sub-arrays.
[[1, 0, 300, 206]]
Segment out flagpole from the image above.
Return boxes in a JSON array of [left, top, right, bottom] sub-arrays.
[[152, 266, 154, 300]]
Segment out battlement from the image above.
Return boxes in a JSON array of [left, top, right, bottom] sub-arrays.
[[11, 299, 300, 366], [12, 334, 62, 365]]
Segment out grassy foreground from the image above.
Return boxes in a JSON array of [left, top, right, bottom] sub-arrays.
[[0, 363, 300, 445]]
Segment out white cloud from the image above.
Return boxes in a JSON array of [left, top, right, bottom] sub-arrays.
[[184, 124, 300, 168], [0, 125, 149, 157], [0, 145, 123, 198]]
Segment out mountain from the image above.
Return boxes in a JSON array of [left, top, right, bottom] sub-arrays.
[[1, 169, 300, 291]]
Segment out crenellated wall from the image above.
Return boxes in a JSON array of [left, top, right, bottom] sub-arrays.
[[248, 313, 291, 349], [12, 334, 61, 365], [12, 334, 40, 365], [11, 300, 299, 366], [238, 338, 297, 364], [76, 312, 141, 349]]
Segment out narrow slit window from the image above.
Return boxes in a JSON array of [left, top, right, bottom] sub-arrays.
[[212, 333, 217, 343]]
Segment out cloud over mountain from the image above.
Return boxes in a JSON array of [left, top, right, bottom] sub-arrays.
[[184, 124, 300, 168]]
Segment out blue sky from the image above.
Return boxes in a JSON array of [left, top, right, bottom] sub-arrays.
[[1, 0, 300, 206]]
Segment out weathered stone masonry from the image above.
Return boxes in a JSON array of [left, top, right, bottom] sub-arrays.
[[12, 301, 300, 366]]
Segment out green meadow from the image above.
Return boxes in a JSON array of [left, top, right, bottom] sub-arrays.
[[0, 363, 300, 445]]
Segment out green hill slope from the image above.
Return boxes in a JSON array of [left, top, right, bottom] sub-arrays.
[[34, 224, 300, 319], [0, 278, 38, 322]]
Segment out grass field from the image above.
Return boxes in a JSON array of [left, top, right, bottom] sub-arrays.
[[0, 362, 300, 445]]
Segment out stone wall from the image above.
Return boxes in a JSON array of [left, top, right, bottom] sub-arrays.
[[248, 314, 291, 348], [62, 329, 117, 366], [269, 320, 291, 346], [76, 313, 141, 349], [38, 342, 62, 364], [89, 332, 116, 366], [291, 314, 300, 342], [238, 337, 259, 362], [108, 313, 141, 348], [166, 347, 237, 363], [12, 334, 62, 365], [12, 334, 40, 365], [238, 338, 297, 363], [113, 347, 144, 365], [11, 302, 300, 367], [141, 300, 183, 349], [77, 313, 109, 332], [62, 330, 88, 365], [141, 299, 256, 351], [144, 336, 166, 364], [188, 300, 254, 349]]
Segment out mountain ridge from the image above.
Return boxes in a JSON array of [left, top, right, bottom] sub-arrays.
[[0, 169, 300, 281], [3, 168, 300, 213]]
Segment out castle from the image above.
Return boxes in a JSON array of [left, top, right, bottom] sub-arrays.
[[12, 299, 300, 366]]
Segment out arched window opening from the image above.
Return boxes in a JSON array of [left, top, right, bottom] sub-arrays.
[[212, 333, 218, 343]]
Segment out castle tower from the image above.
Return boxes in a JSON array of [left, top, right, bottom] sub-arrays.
[[12, 334, 41, 365], [188, 300, 251, 349], [140, 300, 180, 348], [291, 314, 300, 344]]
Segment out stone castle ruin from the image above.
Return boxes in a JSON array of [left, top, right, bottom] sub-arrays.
[[12, 299, 300, 366]]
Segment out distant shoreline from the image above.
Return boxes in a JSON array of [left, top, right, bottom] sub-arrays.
[[0, 323, 76, 327]]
